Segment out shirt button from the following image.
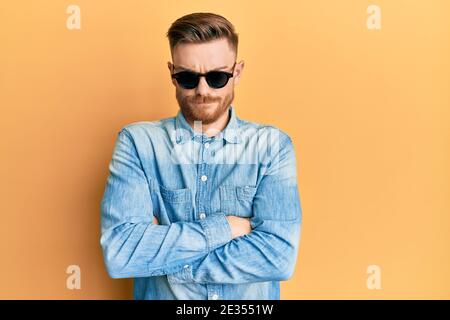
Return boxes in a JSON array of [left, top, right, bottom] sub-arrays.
[[183, 264, 189, 269], [211, 294, 219, 300], [199, 213, 206, 220], [204, 142, 210, 148], [201, 175, 207, 182]]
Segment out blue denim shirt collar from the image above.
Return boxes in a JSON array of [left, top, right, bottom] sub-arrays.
[[174, 105, 242, 145]]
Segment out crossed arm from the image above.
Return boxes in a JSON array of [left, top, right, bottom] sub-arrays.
[[100, 128, 302, 283], [152, 215, 251, 239]]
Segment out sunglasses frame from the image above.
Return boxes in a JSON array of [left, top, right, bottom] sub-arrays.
[[171, 61, 237, 89]]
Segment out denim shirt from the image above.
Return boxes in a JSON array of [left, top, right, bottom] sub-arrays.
[[100, 105, 302, 300]]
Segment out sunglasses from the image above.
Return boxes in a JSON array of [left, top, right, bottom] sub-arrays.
[[171, 62, 236, 89]]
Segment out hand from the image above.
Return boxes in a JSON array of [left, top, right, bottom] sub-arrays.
[[226, 216, 252, 239], [152, 216, 159, 225]]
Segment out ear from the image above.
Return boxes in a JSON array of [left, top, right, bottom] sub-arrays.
[[168, 61, 177, 86], [233, 60, 244, 86]]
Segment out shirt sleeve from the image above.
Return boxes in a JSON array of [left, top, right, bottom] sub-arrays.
[[167, 134, 302, 285], [100, 128, 232, 279]]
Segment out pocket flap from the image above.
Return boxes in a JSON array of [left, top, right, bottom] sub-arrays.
[[159, 184, 191, 203], [219, 185, 257, 201], [236, 185, 257, 200]]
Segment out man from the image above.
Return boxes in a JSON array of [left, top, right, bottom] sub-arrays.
[[100, 12, 302, 300]]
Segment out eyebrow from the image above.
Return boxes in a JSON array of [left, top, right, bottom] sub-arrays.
[[174, 65, 229, 72]]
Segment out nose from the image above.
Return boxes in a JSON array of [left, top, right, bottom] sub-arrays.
[[195, 76, 211, 96]]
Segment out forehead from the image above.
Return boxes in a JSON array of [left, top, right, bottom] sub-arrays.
[[172, 38, 235, 71]]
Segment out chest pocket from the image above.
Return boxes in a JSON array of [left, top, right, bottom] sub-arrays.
[[159, 184, 192, 223], [219, 185, 257, 218]]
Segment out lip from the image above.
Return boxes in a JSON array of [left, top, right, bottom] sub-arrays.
[[194, 102, 214, 105]]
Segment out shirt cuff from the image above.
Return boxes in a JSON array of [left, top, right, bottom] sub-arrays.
[[198, 212, 232, 251]]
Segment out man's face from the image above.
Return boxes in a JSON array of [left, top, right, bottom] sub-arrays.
[[168, 38, 244, 126]]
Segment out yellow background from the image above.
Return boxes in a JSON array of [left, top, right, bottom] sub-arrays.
[[1, 0, 449, 299]]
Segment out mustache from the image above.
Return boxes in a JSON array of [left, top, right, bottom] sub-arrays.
[[188, 96, 220, 103]]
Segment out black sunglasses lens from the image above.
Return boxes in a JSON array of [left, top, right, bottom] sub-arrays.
[[174, 71, 231, 89], [206, 71, 230, 88], [175, 72, 199, 89]]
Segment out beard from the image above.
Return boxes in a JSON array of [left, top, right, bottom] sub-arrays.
[[176, 89, 234, 126]]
